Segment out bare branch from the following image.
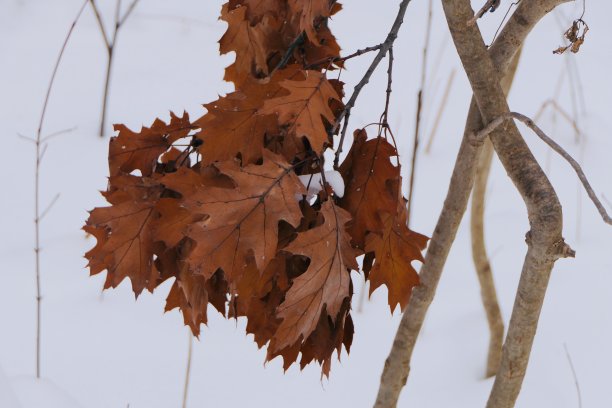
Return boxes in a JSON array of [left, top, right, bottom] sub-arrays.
[[182, 331, 193, 408], [88, 0, 111, 49], [332, 0, 414, 169], [468, 0, 501, 26], [91, 0, 141, 136], [120, 0, 140, 26], [406, 0, 433, 226], [374, 1, 573, 406], [473, 111, 612, 225], [18, 133, 36, 144], [41, 126, 77, 143], [424, 68, 456, 153], [39, 194, 61, 222], [32, 1, 87, 379]]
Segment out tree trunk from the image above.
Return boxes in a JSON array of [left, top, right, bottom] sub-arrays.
[[471, 48, 522, 378], [374, 1, 572, 406]]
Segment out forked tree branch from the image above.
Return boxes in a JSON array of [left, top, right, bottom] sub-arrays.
[[439, 2, 576, 408], [89, 0, 140, 137], [374, 1, 573, 406], [472, 111, 611, 225], [471, 47, 522, 379]]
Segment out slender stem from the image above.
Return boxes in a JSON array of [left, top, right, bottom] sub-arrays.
[[93, 0, 140, 137], [182, 331, 193, 408], [100, 44, 115, 137], [32, 0, 88, 379], [306, 44, 383, 70], [332, 0, 413, 169], [406, 0, 432, 226], [424, 69, 455, 153], [473, 111, 612, 225]]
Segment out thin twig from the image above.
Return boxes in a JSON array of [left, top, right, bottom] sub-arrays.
[[306, 44, 383, 70], [533, 100, 581, 138], [332, 0, 414, 169], [182, 331, 194, 408], [380, 48, 394, 126], [473, 111, 612, 225], [272, 32, 305, 73], [563, 343, 583, 408], [424, 68, 456, 153], [406, 0, 433, 226], [30, 0, 89, 379], [41, 126, 77, 143], [39, 194, 61, 222], [468, 0, 502, 25], [489, 2, 522, 46], [89, 0, 140, 137]]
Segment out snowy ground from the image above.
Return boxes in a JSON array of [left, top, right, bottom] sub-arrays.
[[1, 0, 611, 407]]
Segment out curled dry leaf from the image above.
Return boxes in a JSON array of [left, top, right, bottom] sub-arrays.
[[553, 19, 589, 55], [109, 111, 194, 177]]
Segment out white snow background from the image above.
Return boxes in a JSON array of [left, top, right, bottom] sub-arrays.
[[1, 0, 611, 407]]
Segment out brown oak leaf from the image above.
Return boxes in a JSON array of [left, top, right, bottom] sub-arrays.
[[220, 4, 281, 85], [364, 202, 428, 312], [260, 70, 341, 154], [288, 0, 333, 45], [161, 151, 305, 281], [194, 67, 302, 165], [109, 111, 193, 177], [272, 201, 358, 351], [85, 175, 164, 296], [339, 129, 400, 249]]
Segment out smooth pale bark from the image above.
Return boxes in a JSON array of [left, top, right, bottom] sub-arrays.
[[442, 1, 575, 407], [374, 1, 573, 407], [471, 48, 522, 378]]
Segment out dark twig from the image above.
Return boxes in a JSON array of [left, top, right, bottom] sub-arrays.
[[381, 47, 394, 126], [473, 112, 612, 225], [332, 0, 414, 169], [272, 32, 305, 73], [489, 2, 521, 46], [468, 0, 502, 25], [28, 0, 88, 379], [306, 44, 383, 70], [89, 0, 141, 137]]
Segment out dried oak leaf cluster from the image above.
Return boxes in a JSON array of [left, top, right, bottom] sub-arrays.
[[84, 0, 427, 375]]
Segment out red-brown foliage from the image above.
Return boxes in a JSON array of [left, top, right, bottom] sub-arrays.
[[84, 0, 427, 376]]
